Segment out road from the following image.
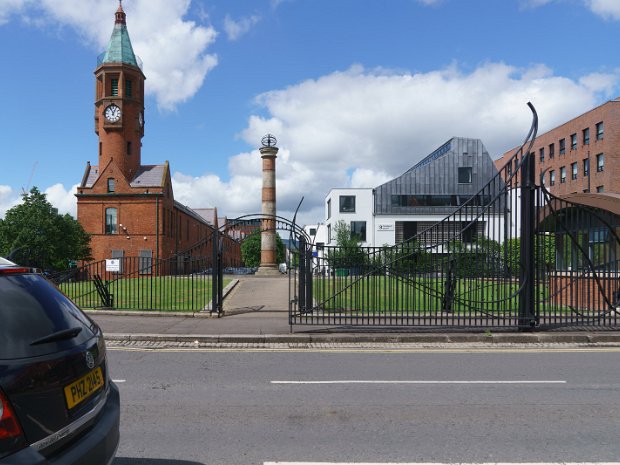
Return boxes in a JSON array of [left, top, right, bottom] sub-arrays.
[[108, 346, 620, 465]]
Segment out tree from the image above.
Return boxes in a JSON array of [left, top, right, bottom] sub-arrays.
[[327, 220, 367, 273], [447, 236, 502, 278], [240, 231, 286, 267], [500, 234, 555, 277], [382, 240, 432, 274], [0, 187, 91, 270]]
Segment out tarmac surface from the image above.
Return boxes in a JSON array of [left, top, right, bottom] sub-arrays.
[[87, 275, 620, 347]]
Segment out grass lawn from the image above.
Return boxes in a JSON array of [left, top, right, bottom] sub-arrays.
[[312, 275, 539, 315], [60, 276, 231, 312]]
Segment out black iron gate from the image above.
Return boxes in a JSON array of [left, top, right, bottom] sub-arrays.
[[209, 214, 313, 317], [290, 103, 620, 330]]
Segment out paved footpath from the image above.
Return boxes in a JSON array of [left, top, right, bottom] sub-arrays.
[[223, 275, 290, 313]]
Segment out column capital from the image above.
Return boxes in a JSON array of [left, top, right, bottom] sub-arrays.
[[259, 146, 279, 158]]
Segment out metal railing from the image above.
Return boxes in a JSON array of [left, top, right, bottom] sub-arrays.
[[49, 255, 217, 312], [291, 103, 620, 330]]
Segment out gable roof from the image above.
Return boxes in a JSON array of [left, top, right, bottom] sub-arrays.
[[80, 163, 166, 188], [130, 165, 166, 187], [373, 137, 501, 215], [193, 208, 218, 227]]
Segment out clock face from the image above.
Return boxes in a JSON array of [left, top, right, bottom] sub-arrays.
[[138, 112, 144, 127], [104, 104, 121, 123]]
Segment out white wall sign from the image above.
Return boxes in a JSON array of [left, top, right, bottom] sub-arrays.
[[106, 259, 121, 272], [377, 224, 394, 231]]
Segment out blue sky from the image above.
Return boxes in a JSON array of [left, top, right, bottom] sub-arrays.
[[1, 0, 619, 225]]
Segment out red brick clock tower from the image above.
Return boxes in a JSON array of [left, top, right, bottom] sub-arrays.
[[77, 2, 163, 264], [94, 2, 145, 180], [77, 3, 227, 267]]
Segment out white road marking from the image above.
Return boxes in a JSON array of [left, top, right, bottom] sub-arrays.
[[271, 380, 566, 385], [112, 379, 126, 383]]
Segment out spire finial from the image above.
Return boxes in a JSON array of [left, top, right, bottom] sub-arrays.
[[115, 0, 126, 24]]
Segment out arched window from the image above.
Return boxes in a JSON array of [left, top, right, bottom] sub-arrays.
[[105, 208, 117, 234]]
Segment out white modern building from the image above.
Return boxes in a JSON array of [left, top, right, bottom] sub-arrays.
[[322, 137, 508, 248]]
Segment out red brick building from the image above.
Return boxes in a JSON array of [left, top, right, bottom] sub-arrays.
[[496, 98, 620, 194], [496, 98, 620, 310], [77, 4, 232, 265]]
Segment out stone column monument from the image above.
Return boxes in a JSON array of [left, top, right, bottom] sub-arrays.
[[255, 134, 280, 276]]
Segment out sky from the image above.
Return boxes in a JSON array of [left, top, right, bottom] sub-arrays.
[[0, 0, 619, 227]]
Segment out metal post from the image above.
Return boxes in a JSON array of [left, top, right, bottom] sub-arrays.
[[519, 151, 537, 329], [305, 247, 313, 311], [212, 229, 218, 314], [299, 235, 306, 311], [217, 236, 224, 314]]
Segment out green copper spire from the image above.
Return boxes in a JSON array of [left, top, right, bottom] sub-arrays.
[[100, 2, 139, 68]]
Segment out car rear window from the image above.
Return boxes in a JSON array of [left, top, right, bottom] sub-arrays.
[[0, 273, 97, 359]]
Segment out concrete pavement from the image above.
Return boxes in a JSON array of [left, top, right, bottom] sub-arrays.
[[87, 274, 620, 346]]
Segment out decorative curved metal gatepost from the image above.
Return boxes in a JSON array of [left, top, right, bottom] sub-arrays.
[[211, 227, 224, 315], [518, 102, 539, 330]]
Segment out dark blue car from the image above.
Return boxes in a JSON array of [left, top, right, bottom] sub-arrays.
[[0, 258, 120, 464]]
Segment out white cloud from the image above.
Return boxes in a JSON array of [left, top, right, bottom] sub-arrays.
[[223, 14, 260, 41], [172, 62, 618, 226], [44, 183, 79, 218], [579, 72, 619, 95], [586, 0, 620, 20], [0, 184, 79, 220], [526, 0, 620, 19], [0, 0, 29, 25], [2, 0, 218, 110], [0, 186, 19, 219], [350, 168, 391, 188]]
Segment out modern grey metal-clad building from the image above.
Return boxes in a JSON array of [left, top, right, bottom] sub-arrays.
[[324, 137, 505, 247], [375, 137, 500, 215], [373, 137, 503, 245]]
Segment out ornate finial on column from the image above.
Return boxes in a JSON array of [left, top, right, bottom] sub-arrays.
[[261, 134, 278, 148]]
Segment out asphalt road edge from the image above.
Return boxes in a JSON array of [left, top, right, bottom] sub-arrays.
[[103, 332, 620, 345]]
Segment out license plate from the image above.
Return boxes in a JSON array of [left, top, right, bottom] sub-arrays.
[[64, 367, 104, 409]]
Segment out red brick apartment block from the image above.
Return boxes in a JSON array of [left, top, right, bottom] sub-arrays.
[[496, 98, 620, 195]]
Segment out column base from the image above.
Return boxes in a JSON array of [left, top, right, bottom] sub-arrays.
[[255, 264, 283, 277]]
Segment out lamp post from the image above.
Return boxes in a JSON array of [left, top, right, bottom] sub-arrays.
[[256, 134, 280, 276]]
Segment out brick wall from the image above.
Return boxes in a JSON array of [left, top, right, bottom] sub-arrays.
[[496, 99, 620, 195], [548, 274, 619, 312]]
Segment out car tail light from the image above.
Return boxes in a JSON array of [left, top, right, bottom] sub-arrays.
[[0, 267, 36, 275], [0, 389, 27, 458]]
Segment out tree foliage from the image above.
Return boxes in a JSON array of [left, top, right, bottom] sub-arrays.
[[240, 231, 286, 267], [327, 220, 368, 271], [447, 236, 503, 278], [0, 187, 91, 270], [382, 240, 432, 274], [381, 237, 503, 277], [501, 234, 556, 276]]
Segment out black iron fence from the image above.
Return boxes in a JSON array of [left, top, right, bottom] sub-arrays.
[[290, 103, 620, 329], [49, 255, 218, 312], [535, 190, 620, 327]]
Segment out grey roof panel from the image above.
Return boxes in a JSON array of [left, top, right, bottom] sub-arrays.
[[130, 165, 165, 187], [193, 208, 217, 226], [83, 166, 100, 188], [81, 164, 165, 189]]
